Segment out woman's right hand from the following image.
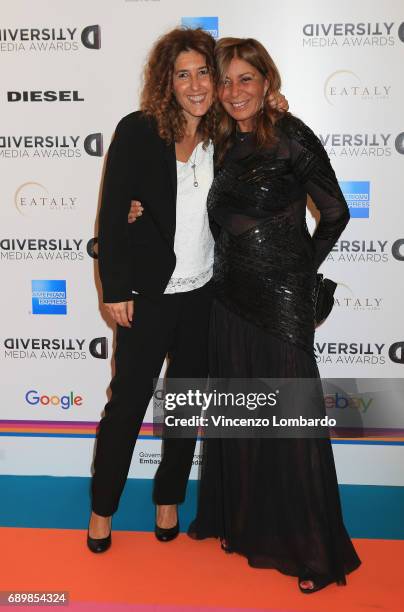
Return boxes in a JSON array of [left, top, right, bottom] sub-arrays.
[[128, 200, 143, 223], [104, 300, 134, 327]]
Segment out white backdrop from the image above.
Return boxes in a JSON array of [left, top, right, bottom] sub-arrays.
[[1, 0, 403, 488]]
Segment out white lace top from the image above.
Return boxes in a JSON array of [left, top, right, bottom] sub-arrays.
[[164, 140, 214, 294]]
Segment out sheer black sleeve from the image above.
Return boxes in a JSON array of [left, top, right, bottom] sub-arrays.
[[281, 115, 350, 268]]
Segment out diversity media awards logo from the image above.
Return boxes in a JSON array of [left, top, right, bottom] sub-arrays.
[[326, 238, 404, 264], [0, 25, 101, 53], [319, 132, 392, 158], [181, 17, 219, 38], [339, 181, 370, 218], [31, 280, 67, 315], [315, 341, 404, 366], [1, 236, 85, 262], [302, 21, 404, 47], [0, 132, 103, 159], [3, 336, 108, 360], [327, 238, 404, 263]]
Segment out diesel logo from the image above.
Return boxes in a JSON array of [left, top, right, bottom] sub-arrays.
[[7, 90, 84, 102]]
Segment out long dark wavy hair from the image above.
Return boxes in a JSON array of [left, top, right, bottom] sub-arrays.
[[214, 37, 282, 163], [141, 27, 217, 145]]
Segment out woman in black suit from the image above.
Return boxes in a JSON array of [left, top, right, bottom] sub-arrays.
[[88, 27, 216, 552], [88, 26, 287, 552]]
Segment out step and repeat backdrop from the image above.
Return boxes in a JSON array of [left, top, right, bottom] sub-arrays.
[[1, 1, 403, 492]]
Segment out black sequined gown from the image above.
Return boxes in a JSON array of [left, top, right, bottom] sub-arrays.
[[188, 115, 361, 580]]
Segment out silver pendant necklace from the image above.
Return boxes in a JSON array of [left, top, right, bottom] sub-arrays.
[[190, 145, 199, 187]]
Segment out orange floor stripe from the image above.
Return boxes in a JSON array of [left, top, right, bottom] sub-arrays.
[[0, 528, 402, 611]]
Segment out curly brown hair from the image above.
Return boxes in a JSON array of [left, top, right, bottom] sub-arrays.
[[214, 37, 282, 164], [141, 28, 217, 145]]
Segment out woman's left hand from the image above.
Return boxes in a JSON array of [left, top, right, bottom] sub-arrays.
[[267, 91, 289, 113]]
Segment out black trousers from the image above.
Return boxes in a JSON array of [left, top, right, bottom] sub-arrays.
[[91, 282, 212, 516]]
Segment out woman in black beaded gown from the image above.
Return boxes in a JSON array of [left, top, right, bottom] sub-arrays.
[[188, 38, 361, 594]]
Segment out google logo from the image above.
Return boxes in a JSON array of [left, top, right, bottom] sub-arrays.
[[25, 390, 83, 410]]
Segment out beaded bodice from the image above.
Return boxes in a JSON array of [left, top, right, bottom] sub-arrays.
[[208, 115, 349, 353]]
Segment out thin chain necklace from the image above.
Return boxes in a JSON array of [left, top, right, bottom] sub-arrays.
[[190, 144, 199, 187]]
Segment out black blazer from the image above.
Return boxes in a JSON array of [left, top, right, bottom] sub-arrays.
[[98, 111, 180, 303]]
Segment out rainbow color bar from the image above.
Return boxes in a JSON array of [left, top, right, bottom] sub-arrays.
[[0, 420, 403, 442]]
